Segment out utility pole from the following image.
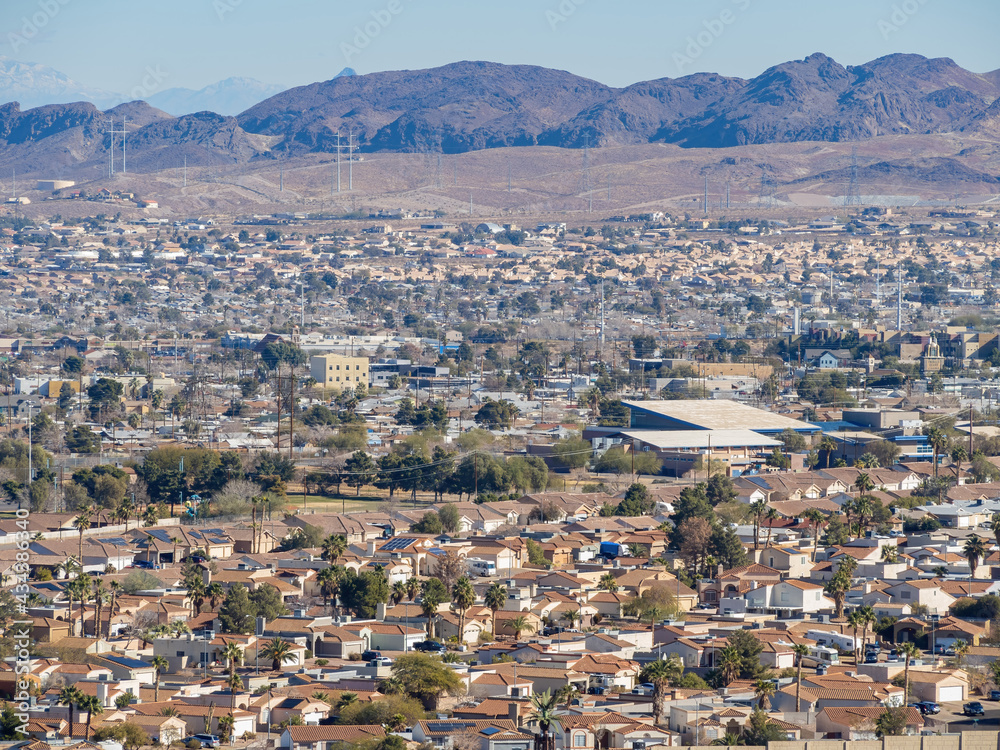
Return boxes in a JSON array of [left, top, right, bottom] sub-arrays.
[[288, 375, 295, 462]]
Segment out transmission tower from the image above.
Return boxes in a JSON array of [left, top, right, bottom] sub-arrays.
[[845, 145, 861, 206], [758, 171, 777, 208]]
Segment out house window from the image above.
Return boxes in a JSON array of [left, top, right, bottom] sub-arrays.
[[575, 734, 587, 747], [901, 591, 911, 600], [801, 557, 807, 564]]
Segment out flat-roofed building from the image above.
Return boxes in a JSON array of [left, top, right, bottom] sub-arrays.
[[310, 354, 369, 389]]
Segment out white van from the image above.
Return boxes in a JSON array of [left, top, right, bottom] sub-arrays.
[[467, 558, 497, 577]]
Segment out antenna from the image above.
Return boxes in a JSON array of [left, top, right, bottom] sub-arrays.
[[600, 281, 605, 360], [507, 163, 511, 193], [876, 260, 881, 312], [897, 265, 903, 331], [704, 177, 709, 215], [183, 156, 187, 188], [279, 167, 283, 193], [726, 181, 731, 210], [104, 118, 115, 177], [348, 129, 354, 191], [336, 131, 342, 193], [120, 117, 132, 174], [583, 133, 592, 213]]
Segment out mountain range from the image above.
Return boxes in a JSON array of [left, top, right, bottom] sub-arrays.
[[0, 57, 352, 115], [1, 54, 999, 179]]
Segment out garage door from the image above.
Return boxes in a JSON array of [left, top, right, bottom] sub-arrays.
[[939, 686, 963, 702]]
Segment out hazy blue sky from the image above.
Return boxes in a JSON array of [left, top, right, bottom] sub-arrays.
[[2, 0, 998, 92]]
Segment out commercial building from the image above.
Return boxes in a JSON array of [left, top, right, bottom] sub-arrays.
[[310, 354, 369, 389]]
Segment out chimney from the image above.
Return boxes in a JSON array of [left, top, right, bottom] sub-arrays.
[[367, 540, 377, 556], [97, 683, 110, 706], [509, 701, 521, 728], [376, 602, 387, 622]]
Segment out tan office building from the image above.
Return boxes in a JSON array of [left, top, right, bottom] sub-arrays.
[[310, 355, 369, 389]]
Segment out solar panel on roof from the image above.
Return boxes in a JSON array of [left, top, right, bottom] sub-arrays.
[[103, 537, 130, 546], [201, 528, 226, 535], [427, 723, 472, 732], [148, 529, 172, 542], [482, 728, 503, 737], [380, 537, 416, 551]]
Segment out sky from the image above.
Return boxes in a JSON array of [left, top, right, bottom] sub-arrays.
[[2, 0, 999, 93]]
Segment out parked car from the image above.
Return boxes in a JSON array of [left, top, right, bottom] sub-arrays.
[[864, 653, 879, 664], [371, 656, 393, 666], [587, 686, 607, 696], [991, 691, 1000, 701], [361, 650, 382, 662], [413, 640, 446, 654], [964, 702, 986, 717], [184, 736, 220, 748], [917, 702, 940, 715], [631, 683, 655, 695]]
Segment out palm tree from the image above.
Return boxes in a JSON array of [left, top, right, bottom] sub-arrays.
[[390, 580, 407, 605], [73, 506, 93, 565], [847, 610, 864, 663], [842, 498, 857, 540], [207, 582, 225, 611], [598, 572, 619, 592], [451, 576, 476, 642], [80, 694, 103, 740], [926, 427, 948, 478], [820, 435, 838, 468], [824, 561, 853, 620], [336, 692, 358, 711], [151, 655, 168, 703], [964, 535, 989, 579], [713, 733, 744, 747], [749, 499, 767, 550], [222, 642, 244, 678], [858, 605, 877, 656], [386, 714, 407, 732], [318, 567, 343, 616], [510, 615, 534, 641], [898, 641, 920, 701], [69, 574, 91, 638], [953, 639, 970, 666], [881, 545, 899, 563], [764, 506, 779, 549], [792, 644, 809, 712], [853, 495, 875, 537], [58, 685, 83, 737], [91, 578, 107, 640], [991, 514, 1000, 552], [855, 453, 880, 469], [107, 581, 121, 639], [640, 656, 682, 725], [803, 508, 826, 562], [561, 609, 580, 629], [716, 644, 741, 686], [321, 534, 347, 563], [226, 670, 242, 712], [405, 577, 420, 601], [753, 678, 776, 710], [484, 582, 507, 618], [218, 714, 235, 746], [528, 689, 560, 750], [262, 637, 296, 672]]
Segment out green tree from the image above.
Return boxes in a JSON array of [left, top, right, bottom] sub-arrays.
[[437, 504, 460, 534], [616, 483, 655, 516], [549, 436, 590, 470], [964, 535, 989, 579], [875, 705, 910, 737], [219, 583, 255, 634], [474, 398, 519, 429], [249, 584, 289, 622], [341, 569, 390, 619], [344, 451, 377, 496], [390, 653, 463, 709], [412, 511, 443, 535]]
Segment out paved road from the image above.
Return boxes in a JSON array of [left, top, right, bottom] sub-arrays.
[[926, 703, 1000, 731]]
